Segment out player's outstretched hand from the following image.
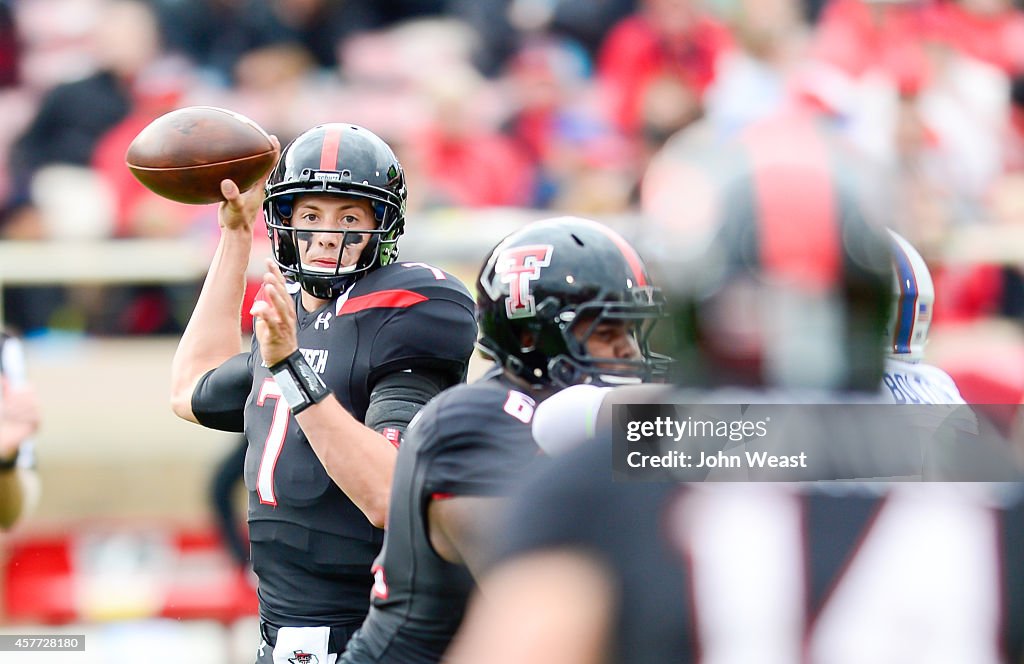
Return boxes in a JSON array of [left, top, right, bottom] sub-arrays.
[[250, 257, 299, 367], [218, 134, 280, 233]]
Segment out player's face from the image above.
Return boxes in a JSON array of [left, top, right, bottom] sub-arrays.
[[573, 315, 642, 367], [291, 194, 377, 270]]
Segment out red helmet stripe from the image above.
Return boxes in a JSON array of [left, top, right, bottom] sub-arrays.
[[591, 223, 648, 287], [746, 121, 841, 289], [319, 125, 343, 171]]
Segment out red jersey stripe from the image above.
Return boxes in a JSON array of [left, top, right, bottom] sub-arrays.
[[338, 289, 428, 315]]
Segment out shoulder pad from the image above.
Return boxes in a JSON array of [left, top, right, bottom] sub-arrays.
[[368, 292, 478, 382], [354, 262, 473, 301]]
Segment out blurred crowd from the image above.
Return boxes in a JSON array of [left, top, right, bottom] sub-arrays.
[[0, 0, 1024, 348]]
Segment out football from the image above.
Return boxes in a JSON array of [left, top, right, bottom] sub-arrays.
[[125, 106, 278, 205]]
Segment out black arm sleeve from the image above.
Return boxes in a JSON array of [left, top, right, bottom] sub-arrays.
[[364, 369, 451, 436], [191, 353, 252, 433]]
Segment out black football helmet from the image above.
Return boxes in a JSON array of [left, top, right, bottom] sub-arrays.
[[476, 216, 668, 388], [263, 124, 407, 298]]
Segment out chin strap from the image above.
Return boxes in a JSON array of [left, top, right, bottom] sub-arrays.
[[300, 274, 345, 300]]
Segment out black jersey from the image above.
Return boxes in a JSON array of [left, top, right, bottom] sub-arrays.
[[495, 434, 1024, 663], [194, 261, 476, 628], [341, 372, 543, 664]]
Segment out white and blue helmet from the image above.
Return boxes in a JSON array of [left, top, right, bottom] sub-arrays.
[[886, 230, 935, 363]]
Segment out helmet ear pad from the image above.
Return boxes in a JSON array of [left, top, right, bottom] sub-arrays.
[[270, 196, 298, 269]]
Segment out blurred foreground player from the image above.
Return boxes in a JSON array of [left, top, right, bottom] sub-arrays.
[[170, 124, 476, 663], [451, 118, 1024, 663], [533, 228, 973, 456], [340, 217, 666, 664]]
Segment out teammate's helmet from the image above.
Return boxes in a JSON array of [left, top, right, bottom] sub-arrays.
[[885, 230, 934, 362], [476, 217, 666, 388], [641, 116, 893, 391], [264, 124, 407, 298]]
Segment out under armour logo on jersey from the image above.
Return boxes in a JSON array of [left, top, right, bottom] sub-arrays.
[[314, 311, 332, 329], [288, 652, 318, 664], [483, 244, 554, 319]]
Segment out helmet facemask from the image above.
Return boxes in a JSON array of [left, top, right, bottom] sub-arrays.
[[263, 124, 407, 300], [546, 291, 669, 388], [265, 178, 404, 299], [475, 216, 667, 389], [492, 287, 667, 389]]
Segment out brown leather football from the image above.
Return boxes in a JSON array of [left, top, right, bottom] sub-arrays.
[[125, 106, 278, 205]]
